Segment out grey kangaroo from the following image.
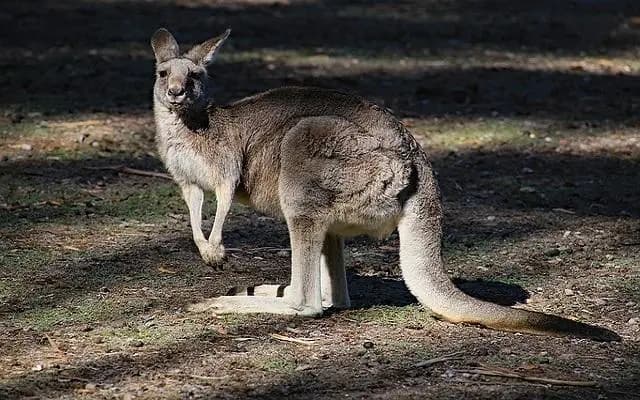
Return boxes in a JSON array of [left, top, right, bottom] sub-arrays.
[[150, 28, 619, 341]]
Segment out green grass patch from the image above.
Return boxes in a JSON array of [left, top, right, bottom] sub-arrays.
[[613, 265, 640, 304], [98, 321, 203, 348], [0, 121, 51, 141], [0, 248, 57, 276], [387, 340, 437, 360], [99, 183, 184, 220], [0, 178, 190, 227], [417, 119, 538, 151], [257, 357, 298, 374], [12, 296, 150, 331]]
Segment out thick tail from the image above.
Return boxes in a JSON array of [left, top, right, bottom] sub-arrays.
[[397, 189, 620, 342]]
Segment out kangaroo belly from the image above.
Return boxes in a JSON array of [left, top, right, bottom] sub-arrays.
[[329, 217, 400, 239]]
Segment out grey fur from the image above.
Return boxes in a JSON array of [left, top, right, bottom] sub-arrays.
[[150, 29, 620, 341]]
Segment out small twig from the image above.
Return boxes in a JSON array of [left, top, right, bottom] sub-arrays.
[[454, 368, 598, 387], [451, 378, 547, 388], [552, 208, 576, 215], [232, 337, 258, 342], [413, 351, 464, 368], [44, 333, 62, 352], [58, 376, 93, 383], [225, 247, 290, 253], [169, 373, 230, 381], [270, 333, 317, 346], [85, 165, 172, 180]]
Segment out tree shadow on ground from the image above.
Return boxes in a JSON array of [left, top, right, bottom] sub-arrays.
[[2, 0, 640, 121], [2, 146, 637, 232], [5, 0, 638, 53], [348, 274, 530, 308]]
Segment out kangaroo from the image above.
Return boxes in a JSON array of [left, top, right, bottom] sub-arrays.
[[150, 28, 619, 341]]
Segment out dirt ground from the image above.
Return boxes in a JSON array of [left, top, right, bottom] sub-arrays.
[[1, 0, 640, 399]]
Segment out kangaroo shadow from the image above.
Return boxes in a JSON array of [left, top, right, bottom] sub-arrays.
[[348, 274, 530, 308]]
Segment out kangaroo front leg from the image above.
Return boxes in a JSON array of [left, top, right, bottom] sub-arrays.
[[180, 184, 223, 265], [321, 234, 350, 309], [204, 184, 233, 261]]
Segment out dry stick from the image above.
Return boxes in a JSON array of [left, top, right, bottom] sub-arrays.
[[85, 165, 172, 180], [270, 333, 317, 346], [413, 351, 465, 368], [226, 247, 291, 253], [169, 373, 230, 381], [453, 377, 640, 398], [451, 378, 548, 389], [454, 368, 598, 388], [44, 333, 62, 353]]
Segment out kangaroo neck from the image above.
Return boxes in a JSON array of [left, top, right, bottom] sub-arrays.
[[175, 104, 210, 133]]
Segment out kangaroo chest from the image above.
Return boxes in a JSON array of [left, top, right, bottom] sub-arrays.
[[155, 111, 221, 191], [165, 142, 219, 191]]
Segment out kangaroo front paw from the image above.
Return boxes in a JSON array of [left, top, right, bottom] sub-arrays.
[[196, 241, 225, 265]]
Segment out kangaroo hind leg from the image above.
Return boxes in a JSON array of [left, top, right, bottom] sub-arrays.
[[223, 234, 349, 310], [188, 216, 325, 317], [321, 234, 350, 309]]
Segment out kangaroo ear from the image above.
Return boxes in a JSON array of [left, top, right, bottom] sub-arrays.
[[151, 28, 180, 64], [186, 29, 231, 68]]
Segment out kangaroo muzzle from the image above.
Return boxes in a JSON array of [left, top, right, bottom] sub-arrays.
[[167, 85, 186, 104]]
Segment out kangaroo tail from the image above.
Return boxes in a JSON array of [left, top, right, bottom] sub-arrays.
[[397, 171, 620, 342]]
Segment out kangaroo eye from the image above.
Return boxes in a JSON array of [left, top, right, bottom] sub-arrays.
[[158, 70, 168, 78]]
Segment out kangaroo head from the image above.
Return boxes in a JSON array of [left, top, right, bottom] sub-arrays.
[[150, 28, 230, 113]]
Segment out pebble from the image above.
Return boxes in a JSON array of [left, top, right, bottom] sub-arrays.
[[276, 250, 289, 258], [519, 186, 536, 193], [593, 298, 607, 306], [363, 341, 374, 349], [564, 288, 575, 296], [130, 340, 144, 348], [627, 318, 639, 325], [614, 357, 624, 363], [544, 248, 561, 257]]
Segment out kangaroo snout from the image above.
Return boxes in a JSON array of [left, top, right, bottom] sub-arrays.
[[167, 86, 186, 103]]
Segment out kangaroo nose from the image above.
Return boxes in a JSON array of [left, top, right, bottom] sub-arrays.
[[167, 86, 185, 97]]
